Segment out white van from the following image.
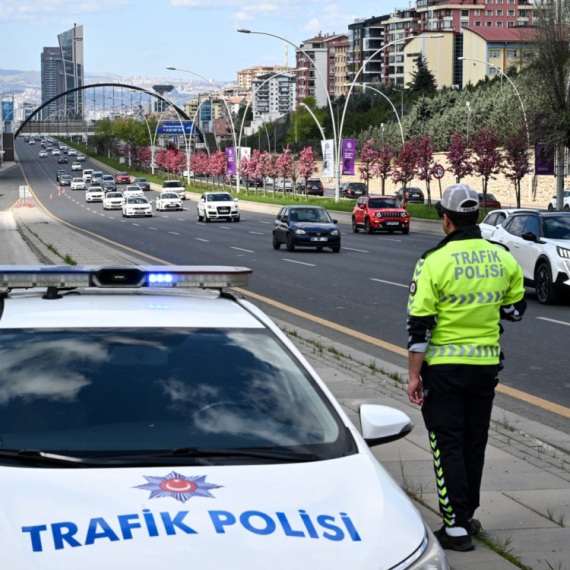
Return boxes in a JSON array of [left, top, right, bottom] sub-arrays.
[[82, 169, 94, 183]]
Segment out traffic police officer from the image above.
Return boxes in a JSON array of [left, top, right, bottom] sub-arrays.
[[406, 184, 526, 552]]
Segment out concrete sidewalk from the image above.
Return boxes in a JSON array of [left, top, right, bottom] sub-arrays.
[[6, 196, 570, 569]]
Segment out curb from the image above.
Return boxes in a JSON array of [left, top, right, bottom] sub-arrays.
[[12, 209, 60, 265]]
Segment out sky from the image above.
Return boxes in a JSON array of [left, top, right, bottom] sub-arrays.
[[0, 0, 393, 81]]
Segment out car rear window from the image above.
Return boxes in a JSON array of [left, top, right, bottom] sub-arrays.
[[368, 198, 401, 209]]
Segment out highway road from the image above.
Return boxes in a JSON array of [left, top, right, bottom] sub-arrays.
[[10, 138, 570, 433]]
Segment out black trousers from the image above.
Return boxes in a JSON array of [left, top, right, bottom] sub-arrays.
[[421, 362, 499, 532]]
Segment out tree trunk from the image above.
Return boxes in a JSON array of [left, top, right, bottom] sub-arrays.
[[426, 180, 431, 208], [556, 144, 565, 212], [381, 177, 385, 196], [482, 178, 488, 217]]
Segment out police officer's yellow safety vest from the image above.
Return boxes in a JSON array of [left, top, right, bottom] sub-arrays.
[[408, 237, 525, 365]]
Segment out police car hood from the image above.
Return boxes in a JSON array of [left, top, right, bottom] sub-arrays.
[[1, 453, 425, 569], [541, 237, 570, 248]]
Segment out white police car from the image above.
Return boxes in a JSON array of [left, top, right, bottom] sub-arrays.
[[122, 196, 152, 217], [85, 187, 104, 203], [0, 266, 448, 570], [103, 191, 125, 210], [197, 192, 240, 222], [156, 192, 183, 212]]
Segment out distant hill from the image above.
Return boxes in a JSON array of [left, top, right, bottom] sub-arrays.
[[0, 69, 41, 84], [0, 69, 26, 76]]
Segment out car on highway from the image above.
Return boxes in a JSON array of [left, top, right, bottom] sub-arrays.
[[275, 178, 294, 192], [24, 136, 30, 143], [162, 180, 186, 200], [71, 178, 86, 190], [103, 191, 125, 210], [91, 171, 103, 185], [59, 175, 72, 186], [340, 182, 367, 199], [57, 156, 68, 164], [0, 264, 449, 570], [68, 148, 77, 156], [156, 192, 183, 212], [71, 161, 82, 171], [352, 195, 410, 235], [56, 169, 67, 182], [85, 186, 104, 203], [82, 169, 93, 183], [395, 187, 425, 204], [297, 178, 325, 196], [116, 171, 130, 184], [38, 150, 47, 158], [133, 177, 151, 191], [123, 185, 144, 199], [101, 175, 117, 192], [493, 211, 570, 304], [51, 149, 60, 156], [548, 190, 570, 211], [76, 153, 86, 162], [197, 192, 240, 222], [273, 206, 341, 252], [479, 193, 501, 209], [28, 138, 35, 145], [122, 196, 153, 217], [480, 208, 537, 240]]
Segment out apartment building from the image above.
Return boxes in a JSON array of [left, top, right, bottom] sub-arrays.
[[237, 65, 295, 90], [333, 38, 350, 97]]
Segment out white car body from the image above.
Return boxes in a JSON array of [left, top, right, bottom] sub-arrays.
[[548, 190, 570, 211], [156, 192, 183, 211], [493, 211, 570, 303], [103, 192, 125, 210], [28, 139, 35, 145], [51, 149, 61, 156], [197, 192, 240, 222], [83, 169, 94, 183], [480, 208, 537, 240], [123, 186, 144, 199], [275, 178, 294, 191], [39, 150, 47, 158], [122, 196, 152, 217], [71, 162, 82, 171], [85, 187, 104, 202], [68, 148, 77, 156], [77, 154, 86, 162], [0, 265, 448, 570], [71, 178, 86, 190], [161, 181, 186, 200]]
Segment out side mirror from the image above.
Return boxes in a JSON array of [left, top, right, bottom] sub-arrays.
[[234, 198, 239, 202], [402, 204, 407, 210], [360, 405, 414, 447], [359, 204, 365, 210], [332, 219, 338, 224], [522, 231, 538, 242]]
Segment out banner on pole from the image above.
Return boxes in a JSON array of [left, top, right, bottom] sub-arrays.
[[226, 147, 236, 175], [321, 140, 334, 178], [156, 121, 195, 135], [342, 139, 356, 176], [240, 147, 251, 161], [535, 115, 555, 176]]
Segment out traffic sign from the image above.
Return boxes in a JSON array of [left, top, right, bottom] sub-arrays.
[[433, 164, 445, 179]]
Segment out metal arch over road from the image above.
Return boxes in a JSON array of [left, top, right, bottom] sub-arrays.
[[14, 83, 198, 139]]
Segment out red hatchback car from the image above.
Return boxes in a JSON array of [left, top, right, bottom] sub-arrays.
[[116, 172, 131, 184], [352, 195, 410, 235], [479, 193, 501, 209]]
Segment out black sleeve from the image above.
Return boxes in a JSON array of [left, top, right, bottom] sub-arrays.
[[500, 297, 527, 322], [406, 314, 437, 352]]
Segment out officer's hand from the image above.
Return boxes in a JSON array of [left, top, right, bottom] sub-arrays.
[[407, 376, 424, 405]]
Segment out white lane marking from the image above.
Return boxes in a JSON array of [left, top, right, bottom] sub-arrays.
[[283, 259, 316, 267], [81, 205, 85, 207], [132, 223, 140, 226], [249, 231, 264, 235], [120, 220, 126, 223], [231, 247, 254, 253], [380, 238, 402, 243], [149, 227, 157, 230], [343, 247, 369, 253], [177, 218, 184, 221], [371, 278, 408, 288], [161, 215, 169, 218], [220, 226, 231, 229], [108, 217, 114, 220], [259, 221, 271, 224], [537, 317, 570, 327], [169, 232, 180, 235], [100, 214, 105, 217], [196, 238, 209, 242]]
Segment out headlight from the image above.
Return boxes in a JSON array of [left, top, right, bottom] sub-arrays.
[[394, 527, 449, 570], [331, 229, 340, 235], [401, 212, 408, 218], [294, 228, 306, 235], [557, 246, 570, 259]]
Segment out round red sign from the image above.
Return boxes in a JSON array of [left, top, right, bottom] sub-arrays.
[[433, 164, 445, 179]]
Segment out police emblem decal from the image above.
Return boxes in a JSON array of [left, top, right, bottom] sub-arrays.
[[135, 472, 223, 503], [409, 280, 417, 296]]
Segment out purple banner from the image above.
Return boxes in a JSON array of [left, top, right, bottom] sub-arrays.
[[226, 147, 236, 175], [535, 115, 555, 176], [342, 139, 356, 176]]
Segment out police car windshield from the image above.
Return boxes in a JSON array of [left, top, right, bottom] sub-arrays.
[[543, 216, 570, 239], [0, 329, 348, 465], [207, 194, 232, 202]]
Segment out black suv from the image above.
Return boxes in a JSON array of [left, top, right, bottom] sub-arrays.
[[341, 182, 367, 199], [395, 187, 424, 204], [297, 178, 324, 196]]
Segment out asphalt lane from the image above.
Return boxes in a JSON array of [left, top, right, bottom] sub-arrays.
[[14, 139, 570, 430]]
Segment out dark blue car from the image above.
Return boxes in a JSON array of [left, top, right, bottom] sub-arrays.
[[273, 206, 341, 253]]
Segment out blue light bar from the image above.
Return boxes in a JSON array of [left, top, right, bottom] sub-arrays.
[[0, 266, 252, 290]]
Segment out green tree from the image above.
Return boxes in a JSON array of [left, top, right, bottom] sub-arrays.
[[407, 55, 437, 94], [94, 119, 116, 158]]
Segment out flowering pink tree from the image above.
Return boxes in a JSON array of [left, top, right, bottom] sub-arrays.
[[504, 130, 530, 209], [471, 129, 503, 215], [276, 145, 295, 197], [392, 139, 419, 203], [258, 151, 272, 197], [238, 156, 253, 194], [446, 132, 473, 183], [248, 150, 262, 194], [297, 147, 317, 201], [207, 151, 227, 190], [155, 150, 167, 174], [358, 139, 379, 196], [373, 142, 394, 196], [190, 152, 209, 188], [415, 136, 437, 207], [164, 149, 185, 177], [139, 147, 152, 168], [265, 152, 280, 198]]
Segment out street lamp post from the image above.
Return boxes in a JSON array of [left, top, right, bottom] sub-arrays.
[[466, 101, 471, 147], [459, 56, 532, 202], [299, 102, 325, 142], [393, 88, 404, 120]]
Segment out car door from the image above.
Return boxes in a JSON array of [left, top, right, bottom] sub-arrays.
[[518, 215, 542, 277], [497, 215, 529, 275], [198, 196, 206, 216], [355, 198, 365, 225], [480, 212, 498, 240], [277, 209, 289, 242]]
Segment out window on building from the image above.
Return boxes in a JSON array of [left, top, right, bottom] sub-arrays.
[[444, 20, 452, 28], [496, 0, 503, 3], [507, 21, 514, 27], [397, 22, 404, 29], [461, 9, 469, 16], [507, 9, 514, 15], [507, 0, 514, 3], [486, 21, 493, 26], [519, 10, 528, 17], [486, 10, 493, 15], [523, 50, 533, 58], [461, 20, 469, 27], [506, 49, 518, 58], [490, 67, 500, 75], [497, 21, 503, 27], [489, 49, 501, 58], [474, 9, 481, 15], [486, 0, 493, 3], [497, 10, 503, 15], [475, 21, 482, 26]]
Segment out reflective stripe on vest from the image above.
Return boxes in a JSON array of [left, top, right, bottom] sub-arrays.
[[426, 344, 500, 359], [439, 291, 505, 305]]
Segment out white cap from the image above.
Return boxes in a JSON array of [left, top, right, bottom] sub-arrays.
[[440, 184, 479, 213]]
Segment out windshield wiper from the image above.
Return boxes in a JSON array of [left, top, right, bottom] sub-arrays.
[[0, 449, 89, 466]]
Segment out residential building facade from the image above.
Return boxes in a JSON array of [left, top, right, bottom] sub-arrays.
[[237, 65, 295, 89], [40, 47, 65, 119]]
